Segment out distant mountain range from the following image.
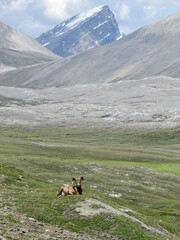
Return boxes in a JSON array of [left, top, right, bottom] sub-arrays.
[[0, 11, 179, 128], [0, 11, 178, 88], [0, 21, 59, 74], [36, 5, 124, 57]]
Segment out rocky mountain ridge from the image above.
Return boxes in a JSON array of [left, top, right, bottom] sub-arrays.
[[36, 5, 124, 57], [0, 21, 59, 73]]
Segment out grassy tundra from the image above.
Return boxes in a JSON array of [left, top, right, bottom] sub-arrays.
[[0, 126, 179, 239]]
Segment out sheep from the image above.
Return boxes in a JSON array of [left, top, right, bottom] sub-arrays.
[[57, 177, 84, 196]]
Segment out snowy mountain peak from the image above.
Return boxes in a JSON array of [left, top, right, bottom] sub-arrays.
[[65, 5, 108, 30], [37, 5, 125, 57]]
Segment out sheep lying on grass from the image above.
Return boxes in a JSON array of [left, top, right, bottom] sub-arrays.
[[57, 177, 84, 196]]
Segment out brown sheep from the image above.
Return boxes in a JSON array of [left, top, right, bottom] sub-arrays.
[[57, 177, 84, 196]]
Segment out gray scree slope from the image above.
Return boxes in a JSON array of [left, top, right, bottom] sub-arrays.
[[0, 21, 59, 73]]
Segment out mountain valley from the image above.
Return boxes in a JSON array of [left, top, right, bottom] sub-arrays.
[[0, 7, 180, 240], [0, 11, 179, 129]]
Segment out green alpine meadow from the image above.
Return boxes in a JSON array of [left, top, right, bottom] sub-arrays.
[[0, 126, 179, 239]]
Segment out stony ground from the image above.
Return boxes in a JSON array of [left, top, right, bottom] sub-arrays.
[[0, 193, 178, 240], [0, 165, 179, 240], [0, 192, 97, 240], [0, 76, 179, 128]]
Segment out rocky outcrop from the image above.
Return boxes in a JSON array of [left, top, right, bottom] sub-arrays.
[[36, 5, 124, 57]]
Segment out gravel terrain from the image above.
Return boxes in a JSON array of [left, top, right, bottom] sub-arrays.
[[0, 76, 179, 128]]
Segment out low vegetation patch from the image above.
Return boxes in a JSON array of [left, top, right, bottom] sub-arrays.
[[0, 126, 179, 239]]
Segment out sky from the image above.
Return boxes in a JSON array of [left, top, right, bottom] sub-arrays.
[[0, 0, 179, 38]]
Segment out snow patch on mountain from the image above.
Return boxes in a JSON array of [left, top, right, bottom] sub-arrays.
[[93, 20, 108, 30], [43, 42, 50, 47], [65, 5, 106, 30]]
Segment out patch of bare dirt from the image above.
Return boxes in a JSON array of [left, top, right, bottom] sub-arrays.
[[75, 198, 179, 240], [0, 175, 5, 184]]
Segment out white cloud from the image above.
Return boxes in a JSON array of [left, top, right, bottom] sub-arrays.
[[2, 0, 33, 11], [119, 3, 130, 20], [18, 15, 52, 37], [136, 0, 179, 6], [41, 0, 89, 20], [42, 0, 70, 19], [143, 5, 157, 19]]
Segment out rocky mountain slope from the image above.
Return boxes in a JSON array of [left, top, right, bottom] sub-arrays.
[[0, 21, 59, 73], [0, 11, 179, 88], [36, 5, 123, 57]]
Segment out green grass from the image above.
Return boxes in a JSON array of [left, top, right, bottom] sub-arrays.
[[0, 125, 179, 239], [4, 215, 21, 224], [113, 216, 161, 240]]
